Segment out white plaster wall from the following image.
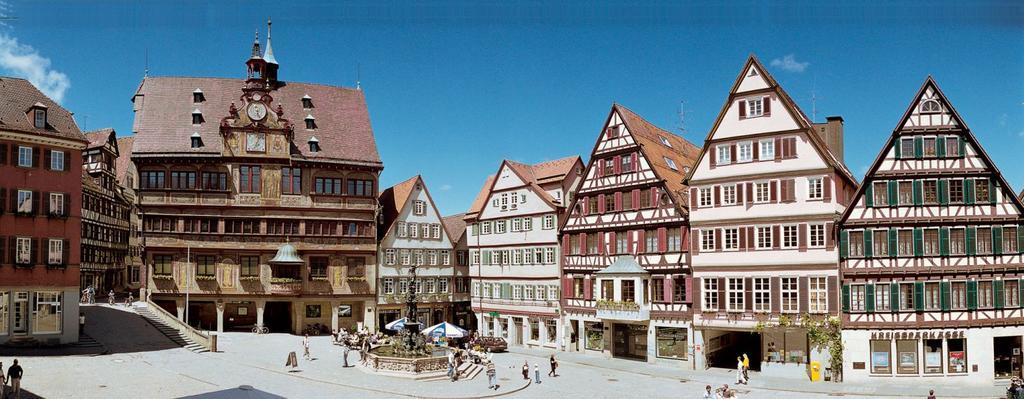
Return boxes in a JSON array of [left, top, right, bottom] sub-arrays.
[[690, 133, 829, 184], [711, 95, 801, 140]]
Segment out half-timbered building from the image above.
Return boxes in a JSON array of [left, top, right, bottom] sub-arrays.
[[134, 22, 382, 334], [80, 128, 132, 293], [442, 213, 474, 329], [684, 56, 857, 378], [560, 104, 700, 364], [466, 156, 583, 349], [377, 176, 467, 329], [839, 77, 1024, 383]]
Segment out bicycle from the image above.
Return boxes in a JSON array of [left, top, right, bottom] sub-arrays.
[[252, 325, 270, 334]]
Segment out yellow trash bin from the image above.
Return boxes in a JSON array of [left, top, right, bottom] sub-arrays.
[[809, 361, 821, 381]]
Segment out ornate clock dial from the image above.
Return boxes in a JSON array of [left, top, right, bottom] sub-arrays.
[[247, 103, 268, 121], [246, 132, 266, 152]]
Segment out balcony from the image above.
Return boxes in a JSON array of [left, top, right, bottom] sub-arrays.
[[268, 279, 302, 295], [596, 300, 650, 321]]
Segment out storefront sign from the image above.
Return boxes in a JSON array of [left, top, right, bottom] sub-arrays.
[[925, 352, 941, 368], [949, 351, 966, 373], [488, 311, 500, 318], [871, 330, 964, 340], [872, 352, 889, 367]]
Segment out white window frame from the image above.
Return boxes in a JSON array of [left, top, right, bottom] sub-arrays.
[[809, 224, 826, 248], [809, 277, 828, 313], [535, 286, 546, 301], [481, 222, 491, 235], [17, 190, 32, 213], [409, 223, 419, 238], [438, 278, 448, 293], [759, 139, 775, 160], [471, 250, 480, 265], [701, 229, 716, 251], [16, 237, 31, 264], [545, 247, 555, 264], [512, 285, 522, 300], [716, 145, 731, 165], [32, 291, 62, 334], [385, 249, 396, 265], [753, 277, 771, 313], [421, 224, 430, 238], [495, 220, 507, 234], [727, 277, 745, 312], [18, 146, 32, 167], [698, 188, 712, 208], [414, 250, 424, 265], [523, 217, 533, 231], [548, 286, 557, 301], [781, 277, 799, 313], [428, 250, 437, 265], [807, 177, 823, 200], [413, 200, 426, 215], [781, 225, 798, 249], [664, 157, 678, 170], [754, 182, 770, 203], [703, 278, 719, 311], [747, 97, 764, 117], [722, 184, 737, 206], [49, 193, 65, 216], [440, 250, 450, 265], [524, 285, 534, 300], [756, 226, 773, 249], [397, 222, 407, 238], [424, 278, 435, 294], [400, 249, 410, 266], [48, 238, 63, 265], [512, 218, 522, 232], [737, 141, 753, 163], [431, 224, 441, 239], [383, 278, 395, 294], [543, 215, 555, 230], [50, 150, 64, 171], [723, 228, 739, 251], [513, 249, 522, 265]]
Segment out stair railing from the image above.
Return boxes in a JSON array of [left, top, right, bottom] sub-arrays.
[[142, 298, 214, 352]]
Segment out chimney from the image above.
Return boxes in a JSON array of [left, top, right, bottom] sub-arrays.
[[813, 116, 844, 163]]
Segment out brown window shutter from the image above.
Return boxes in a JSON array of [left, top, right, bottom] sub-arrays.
[[789, 138, 797, 158], [823, 176, 833, 203], [597, 233, 605, 255], [579, 233, 587, 255], [738, 100, 746, 119], [717, 277, 726, 310], [799, 277, 809, 313], [798, 223, 808, 252], [747, 227, 755, 249], [63, 151, 70, 171], [827, 276, 839, 312], [690, 188, 698, 209], [826, 222, 835, 249], [584, 276, 593, 300], [627, 230, 636, 254], [770, 277, 781, 313], [582, 196, 589, 214], [8, 236, 15, 265], [657, 227, 667, 252], [598, 194, 605, 213], [681, 228, 690, 251], [0, 236, 5, 264], [752, 141, 760, 160], [62, 239, 69, 265], [745, 183, 753, 205], [63, 192, 70, 217], [42, 191, 50, 215], [714, 185, 721, 206], [605, 127, 612, 139], [9, 146, 17, 164], [739, 227, 747, 250], [608, 232, 617, 255], [772, 225, 780, 249], [638, 230, 647, 253], [32, 190, 40, 215], [613, 155, 622, 174], [664, 276, 674, 303], [770, 181, 778, 203], [595, 161, 602, 178], [44, 149, 51, 170], [694, 277, 703, 310], [714, 229, 722, 251], [730, 145, 737, 163], [775, 138, 783, 161], [615, 191, 623, 211], [31, 237, 39, 265], [690, 231, 699, 255], [632, 189, 640, 210], [745, 277, 754, 311], [710, 149, 717, 168], [0, 143, 6, 165], [763, 96, 771, 115], [0, 189, 5, 214], [788, 179, 797, 202], [737, 183, 745, 204], [631, 153, 639, 172], [9, 188, 16, 212], [31, 147, 39, 168], [651, 187, 659, 207]]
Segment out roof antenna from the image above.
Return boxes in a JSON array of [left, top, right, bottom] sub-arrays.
[[676, 100, 688, 136], [810, 75, 823, 123], [356, 63, 361, 90], [144, 47, 149, 78]]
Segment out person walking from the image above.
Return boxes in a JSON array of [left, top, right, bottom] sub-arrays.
[[108, 290, 115, 305], [533, 363, 541, 384], [742, 353, 750, 383], [548, 354, 558, 377], [927, 389, 936, 399], [447, 350, 455, 380], [125, 292, 134, 307], [735, 356, 745, 385], [8, 359, 23, 399], [702, 384, 717, 399], [0, 360, 6, 399], [486, 361, 497, 390], [302, 335, 311, 360], [342, 344, 351, 367], [521, 361, 529, 380]]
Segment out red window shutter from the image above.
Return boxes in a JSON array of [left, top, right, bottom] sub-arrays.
[[763, 95, 771, 115], [770, 181, 778, 203], [823, 175, 833, 203], [657, 227, 667, 253], [614, 192, 622, 211], [730, 145, 737, 163], [563, 276, 573, 299], [745, 183, 753, 205], [739, 227, 747, 250], [613, 155, 622, 174], [608, 232, 617, 255], [681, 228, 690, 251], [753, 142, 760, 160], [597, 233, 605, 255], [584, 276, 593, 300], [775, 138, 783, 161], [631, 153, 638, 172], [664, 276, 674, 303], [579, 233, 587, 255], [738, 100, 747, 119], [598, 194, 606, 213], [627, 231, 635, 254], [714, 185, 721, 206], [651, 187, 659, 207], [789, 138, 797, 158], [562, 235, 570, 254], [582, 196, 589, 214], [638, 229, 647, 253], [826, 222, 835, 249], [685, 277, 693, 303], [747, 227, 755, 249], [605, 127, 612, 139], [772, 225, 780, 249], [633, 189, 641, 210], [798, 223, 808, 252], [691, 232, 700, 255], [714, 229, 722, 251]]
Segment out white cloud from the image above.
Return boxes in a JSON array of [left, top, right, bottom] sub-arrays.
[[440, 184, 453, 191], [0, 34, 71, 103], [769, 54, 809, 73]]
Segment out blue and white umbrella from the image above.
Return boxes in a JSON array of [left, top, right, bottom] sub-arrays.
[[384, 317, 408, 331], [420, 322, 468, 338]]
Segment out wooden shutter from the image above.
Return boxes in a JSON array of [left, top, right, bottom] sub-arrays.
[[787, 179, 796, 202], [657, 227, 667, 253], [681, 228, 690, 251], [664, 276, 674, 303], [6, 237, 13, 265], [718, 277, 726, 311], [597, 233, 605, 255], [710, 149, 717, 168], [30, 237, 39, 265], [8, 146, 16, 164], [966, 227, 977, 256], [772, 225, 780, 249], [31, 147, 39, 168], [691, 230, 700, 255], [913, 136, 924, 159], [562, 235, 571, 255], [938, 179, 949, 205], [62, 151, 70, 171], [631, 153, 638, 172], [32, 190, 40, 216], [990, 178, 998, 205], [752, 141, 760, 160], [714, 186, 721, 206], [8, 189, 15, 214], [994, 279, 1005, 309], [595, 161, 603, 178], [738, 100, 746, 119], [747, 227, 755, 250], [714, 229, 722, 251], [685, 277, 693, 303], [913, 281, 924, 312], [966, 280, 978, 310], [627, 230, 636, 254], [958, 136, 966, 157], [0, 144, 6, 165], [637, 230, 646, 253], [584, 276, 592, 300], [770, 180, 777, 203], [745, 183, 753, 205], [609, 232, 617, 255], [690, 188, 698, 209], [614, 192, 622, 212], [613, 155, 621, 174], [770, 277, 781, 313], [579, 233, 587, 255], [745, 277, 754, 311], [799, 277, 809, 313], [798, 223, 808, 252], [632, 189, 640, 210], [730, 145, 737, 163], [826, 222, 835, 250], [582, 196, 589, 214], [864, 231, 874, 258], [823, 176, 832, 203], [44, 149, 52, 171], [841, 285, 850, 312], [865, 283, 876, 313], [993, 226, 1004, 255], [763, 96, 771, 115], [790, 138, 798, 158], [774, 138, 783, 161], [940, 281, 951, 311], [739, 227, 747, 250], [890, 283, 901, 312], [839, 230, 849, 259], [865, 182, 874, 207], [0, 189, 5, 214], [939, 227, 950, 256], [651, 187, 659, 207], [913, 228, 924, 257], [887, 181, 898, 207], [42, 192, 50, 216], [597, 194, 606, 214], [912, 180, 923, 205], [62, 239, 69, 265], [936, 136, 946, 158]]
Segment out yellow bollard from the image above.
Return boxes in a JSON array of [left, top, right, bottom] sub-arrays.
[[809, 361, 821, 381]]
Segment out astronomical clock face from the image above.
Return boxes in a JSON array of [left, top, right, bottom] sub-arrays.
[[247, 102, 268, 121], [246, 132, 266, 152]]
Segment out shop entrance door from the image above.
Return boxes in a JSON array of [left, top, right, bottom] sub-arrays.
[[12, 292, 28, 334], [612, 323, 647, 361], [994, 336, 1022, 379]]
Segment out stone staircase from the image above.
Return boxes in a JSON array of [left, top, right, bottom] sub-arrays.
[[134, 305, 209, 353], [420, 362, 483, 382], [72, 332, 104, 349]]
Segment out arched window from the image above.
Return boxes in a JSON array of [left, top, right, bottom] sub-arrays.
[[920, 99, 941, 113]]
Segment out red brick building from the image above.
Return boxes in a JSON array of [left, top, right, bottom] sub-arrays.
[[0, 77, 88, 345]]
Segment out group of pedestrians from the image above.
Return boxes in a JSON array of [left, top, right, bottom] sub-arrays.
[[0, 359, 24, 399], [735, 353, 750, 385], [79, 287, 134, 307]]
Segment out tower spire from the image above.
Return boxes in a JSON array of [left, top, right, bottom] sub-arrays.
[[250, 30, 261, 59], [264, 17, 277, 65]]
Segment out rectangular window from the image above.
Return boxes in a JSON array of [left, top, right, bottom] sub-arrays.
[[716, 145, 731, 165], [737, 142, 752, 162], [978, 281, 993, 308], [428, 250, 438, 265], [896, 339, 919, 374], [605, 195, 616, 212], [977, 227, 992, 254], [899, 283, 914, 311], [240, 256, 260, 277], [545, 247, 555, 264], [723, 228, 739, 251], [314, 177, 342, 195], [949, 180, 964, 204], [385, 249, 396, 265], [755, 182, 770, 203], [923, 137, 937, 157], [850, 285, 865, 312], [873, 181, 888, 205], [875, 283, 891, 311], [16, 190, 32, 213], [701, 229, 716, 251], [924, 282, 940, 310], [47, 239, 63, 265], [757, 226, 773, 249], [620, 155, 633, 173], [400, 250, 411, 265], [946, 138, 960, 158], [781, 277, 798, 312], [441, 250, 450, 265], [49, 193, 65, 217], [898, 181, 914, 205], [17, 146, 32, 167], [948, 338, 967, 374], [747, 97, 764, 117], [703, 278, 719, 311], [721, 185, 737, 206], [923, 180, 938, 204], [281, 167, 302, 195], [421, 224, 430, 238], [616, 233, 628, 254], [950, 229, 966, 255], [898, 230, 914, 256], [1005, 280, 1020, 308], [698, 188, 712, 207], [727, 278, 745, 312], [759, 139, 775, 160], [239, 165, 261, 193], [923, 229, 939, 256], [34, 109, 46, 128], [951, 281, 967, 309], [543, 215, 555, 230], [196, 255, 216, 276], [849, 231, 865, 257], [154, 255, 174, 275], [439, 278, 449, 294], [900, 139, 915, 159], [141, 171, 166, 189], [810, 224, 826, 248], [603, 159, 615, 175], [33, 292, 62, 334], [201, 172, 228, 190], [50, 150, 64, 171], [753, 278, 770, 312], [871, 339, 892, 374], [809, 277, 827, 313], [170, 171, 196, 189], [975, 179, 990, 203], [807, 177, 823, 200], [782, 225, 798, 249], [347, 179, 374, 197], [383, 278, 395, 294], [666, 229, 681, 252], [1004, 226, 1018, 253]]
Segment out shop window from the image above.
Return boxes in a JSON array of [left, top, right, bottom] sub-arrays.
[[947, 338, 967, 373], [870, 339, 891, 374], [33, 291, 62, 334], [530, 320, 540, 341], [896, 339, 919, 374], [656, 327, 688, 360], [585, 322, 604, 351], [923, 339, 943, 374]]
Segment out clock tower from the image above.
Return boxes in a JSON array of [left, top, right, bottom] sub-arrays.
[[221, 23, 292, 159]]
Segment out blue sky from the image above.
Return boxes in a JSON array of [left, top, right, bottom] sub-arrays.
[[1, 1, 1021, 215]]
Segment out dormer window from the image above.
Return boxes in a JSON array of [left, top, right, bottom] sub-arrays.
[[659, 135, 672, 147], [193, 89, 205, 103], [664, 157, 678, 171], [192, 109, 203, 124], [301, 95, 313, 109], [305, 114, 316, 130], [190, 132, 203, 148], [920, 99, 941, 114], [308, 136, 320, 153], [30, 102, 47, 129]]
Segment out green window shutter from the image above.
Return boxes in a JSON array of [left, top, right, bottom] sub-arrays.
[[913, 228, 924, 257], [502, 283, 511, 299], [1018, 225, 1024, 255], [965, 179, 975, 205], [936, 136, 946, 158], [864, 230, 874, 258], [892, 282, 901, 313], [887, 181, 898, 207], [894, 140, 902, 159], [1020, 278, 1024, 308], [888, 228, 898, 257], [842, 285, 850, 312], [938, 179, 948, 205], [914, 281, 924, 312], [940, 281, 951, 311], [966, 227, 977, 256], [912, 180, 923, 206], [939, 227, 950, 256], [891, 283, 901, 312], [990, 179, 998, 205], [914, 136, 924, 159], [993, 226, 1003, 256], [839, 230, 849, 259], [958, 136, 966, 157], [994, 280, 1004, 309], [966, 280, 978, 310], [865, 183, 874, 207], [865, 284, 875, 313]]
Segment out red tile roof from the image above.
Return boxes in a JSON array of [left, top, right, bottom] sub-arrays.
[[378, 175, 422, 236], [114, 135, 136, 187], [614, 104, 701, 211], [442, 213, 467, 243], [464, 174, 496, 220], [84, 128, 115, 150], [131, 76, 380, 165], [465, 156, 581, 220], [0, 76, 86, 143]]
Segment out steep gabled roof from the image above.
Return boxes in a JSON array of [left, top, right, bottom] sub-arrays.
[[1019, 189, 1023, 202], [114, 135, 136, 187], [466, 156, 581, 221], [839, 76, 1024, 224], [442, 213, 467, 244], [613, 103, 701, 213], [85, 128, 116, 149], [464, 174, 496, 220], [378, 175, 422, 238], [0, 76, 86, 143], [683, 55, 856, 186]]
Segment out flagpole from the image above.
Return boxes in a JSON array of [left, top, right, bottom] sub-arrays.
[[185, 245, 190, 328]]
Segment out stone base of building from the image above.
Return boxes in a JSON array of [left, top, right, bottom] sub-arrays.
[[562, 312, 694, 368], [0, 287, 80, 346], [843, 326, 1024, 384], [693, 327, 828, 380], [151, 294, 375, 335], [477, 311, 562, 350]]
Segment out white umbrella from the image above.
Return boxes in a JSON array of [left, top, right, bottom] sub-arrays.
[[421, 322, 467, 338], [384, 317, 408, 331]]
